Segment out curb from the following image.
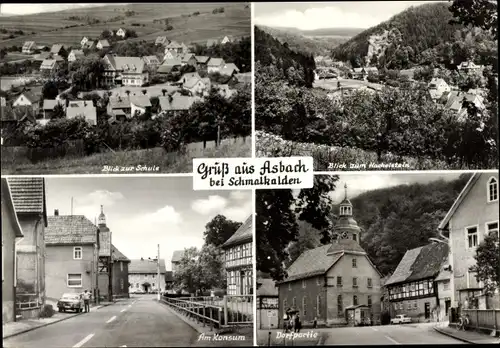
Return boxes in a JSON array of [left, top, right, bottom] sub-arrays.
[[433, 327, 475, 344], [157, 299, 211, 335], [3, 303, 114, 340]]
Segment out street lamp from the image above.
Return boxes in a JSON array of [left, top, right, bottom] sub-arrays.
[[146, 244, 161, 302]]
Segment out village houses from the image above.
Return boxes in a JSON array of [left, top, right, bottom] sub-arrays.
[[158, 94, 200, 115], [12, 90, 41, 114], [194, 56, 210, 70], [171, 250, 185, 274], [96, 40, 111, 50], [65, 100, 97, 125], [257, 275, 279, 329], [428, 78, 452, 100], [437, 172, 500, 310], [44, 211, 99, 307], [155, 36, 168, 46], [110, 245, 131, 299], [50, 44, 67, 58], [130, 95, 152, 117], [457, 61, 483, 73], [107, 96, 132, 120], [142, 55, 161, 69], [278, 185, 382, 327], [2, 179, 25, 323], [128, 258, 167, 293], [384, 243, 449, 322], [222, 215, 253, 296], [80, 37, 90, 48], [68, 49, 85, 63], [221, 35, 234, 44], [7, 177, 48, 320], [41, 99, 64, 124], [180, 53, 197, 67]]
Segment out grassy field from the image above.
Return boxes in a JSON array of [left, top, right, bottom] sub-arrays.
[[1, 140, 251, 174], [0, 3, 250, 49]]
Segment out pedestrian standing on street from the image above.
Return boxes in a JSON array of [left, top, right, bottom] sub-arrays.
[[283, 311, 290, 333], [294, 314, 301, 333], [313, 317, 318, 329], [83, 290, 91, 313]]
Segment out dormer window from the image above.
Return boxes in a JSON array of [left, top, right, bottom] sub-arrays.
[[488, 177, 498, 202]]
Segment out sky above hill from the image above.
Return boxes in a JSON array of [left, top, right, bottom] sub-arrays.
[[44, 177, 252, 271], [254, 1, 447, 30], [0, 4, 110, 15]]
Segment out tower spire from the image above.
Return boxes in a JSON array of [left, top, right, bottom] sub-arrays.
[[344, 183, 348, 200]]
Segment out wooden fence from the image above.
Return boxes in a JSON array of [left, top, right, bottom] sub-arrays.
[[161, 295, 253, 329], [462, 309, 500, 332]]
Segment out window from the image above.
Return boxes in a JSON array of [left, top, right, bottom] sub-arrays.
[[302, 279, 306, 288], [352, 258, 357, 268], [120, 262, 123, 272], [488, 177, 498, 202], [467, 226, 478, 248], [292, 297, 296, 307], [283, 299, 287, 310], [413, 301, 417, 309], [443, 281, 450, 290], [367, 278, 373, 288], [120, 279, 124, 290], [400, 302, 403, 310], [73, 247, 82, 260], [317, 296, 321, 316], [353, 295, 358, 306], [67, 274, 82, 287], [486, 222, 499, 239], [337, 277, 343, 287], [337, 295, 343, 315], [353, 277, 358, 288], [393, 303, 398, 311], [317, 277, 322, 286], [302, 297, 307, 316], [288, 283, 291, 291], [353, 234, 357, 242], [367, 295, 372, 307], [407, 301, 412, 310]]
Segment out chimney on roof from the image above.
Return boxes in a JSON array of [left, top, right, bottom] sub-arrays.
[[54, 209, 59, 216]]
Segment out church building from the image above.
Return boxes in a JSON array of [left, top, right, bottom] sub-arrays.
[[277, 185, 383, 327]]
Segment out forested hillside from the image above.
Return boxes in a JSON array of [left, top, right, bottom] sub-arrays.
[[259, 25, 352, 56], [286, 173, 472, 276], [255, 26, 316, 87], [332, 2, 497, 70]]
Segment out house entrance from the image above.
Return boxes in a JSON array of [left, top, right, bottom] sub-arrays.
[[424, 302, 430, 319]]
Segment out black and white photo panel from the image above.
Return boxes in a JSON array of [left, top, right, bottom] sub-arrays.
[[254, 1, 499, 171], [256, 172, 499, 345], [0, 3, 251, 175]]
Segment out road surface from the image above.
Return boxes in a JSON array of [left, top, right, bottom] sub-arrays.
[[323, 323, 466, 345], [3, 295, 199, 347]]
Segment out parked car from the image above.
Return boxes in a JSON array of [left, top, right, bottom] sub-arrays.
[[57, 293, 84, 313], [390, 314, 412, 324]]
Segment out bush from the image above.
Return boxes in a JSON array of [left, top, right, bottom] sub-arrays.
[[40, 304, 55, 318], [381, 310, 391, 325]]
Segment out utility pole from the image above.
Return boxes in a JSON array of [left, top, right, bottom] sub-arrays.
[[157, 244, 161, 302]]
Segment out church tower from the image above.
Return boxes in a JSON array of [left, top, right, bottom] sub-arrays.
[[98, 205, 106, 228], [331, 184, 361, 243]]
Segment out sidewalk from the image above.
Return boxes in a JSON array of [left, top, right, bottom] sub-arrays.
[[434, 325, 500, 344], [3, 302, 113, 339]]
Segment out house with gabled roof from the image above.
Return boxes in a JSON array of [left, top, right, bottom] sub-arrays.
[[158, 94, 199, 114], [116, 28, 127, 38], [102, 54, 149, 87], [257, 276, 279, 329], [129, 258, 167, 293], [221, 35, 234, 44], [165, 41, 183, 54], [96, 40, 111, 50], [80, 36, 90, 47], [107, 96, 131, 120], [438, 172, 500, 311], [207, 58, 225, 73], [110, 245, 131, 299], [7, 178, 48, 319], [457, 61, 483, 73], [155, 36, 168, 46], [2, 179, 25, 324], [439, 91, 485, 121], [158, 58, 182, 74], [130, 95, 152, 117], [194, 55, 210, 70], [41, 99, 65, 124], [142, 55, 160, 68], [163, 49, 179, 60], [180, 53, 197, 67], [384, 243, 449, 322], [13, 90, 41, 114], [428, 78, 451, 101], [40, 59, 59, 74], [278, 186, 382, 327], [22, 41, 36, 54], [44, 211, 99, 305], [68, 49, 85, 63], [220, 62, 240, 77], [50, 44, 67, 57], [222, 215, 253, 296]]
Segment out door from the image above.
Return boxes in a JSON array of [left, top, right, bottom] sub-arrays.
[[445, 300, 451, 317], [424, 302, 430, 319]]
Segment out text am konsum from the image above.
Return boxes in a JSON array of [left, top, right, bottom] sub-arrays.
[[197, 160, 310, 180]]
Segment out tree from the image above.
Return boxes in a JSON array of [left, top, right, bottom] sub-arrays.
[[142, 89, 147, 95], [161, 89, 167, 96], [198, 244, 226, 291], [256, 175, 339, 281], [42, 80, 59, 100], [173, 247, 200, 294], [469, 233, 499, 295], [204, 215, 242, 247], [449, 0, 498, 39]]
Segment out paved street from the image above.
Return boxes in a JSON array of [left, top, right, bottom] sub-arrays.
[[3, 295, 199, 347], [323, 323, 466, 345]]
